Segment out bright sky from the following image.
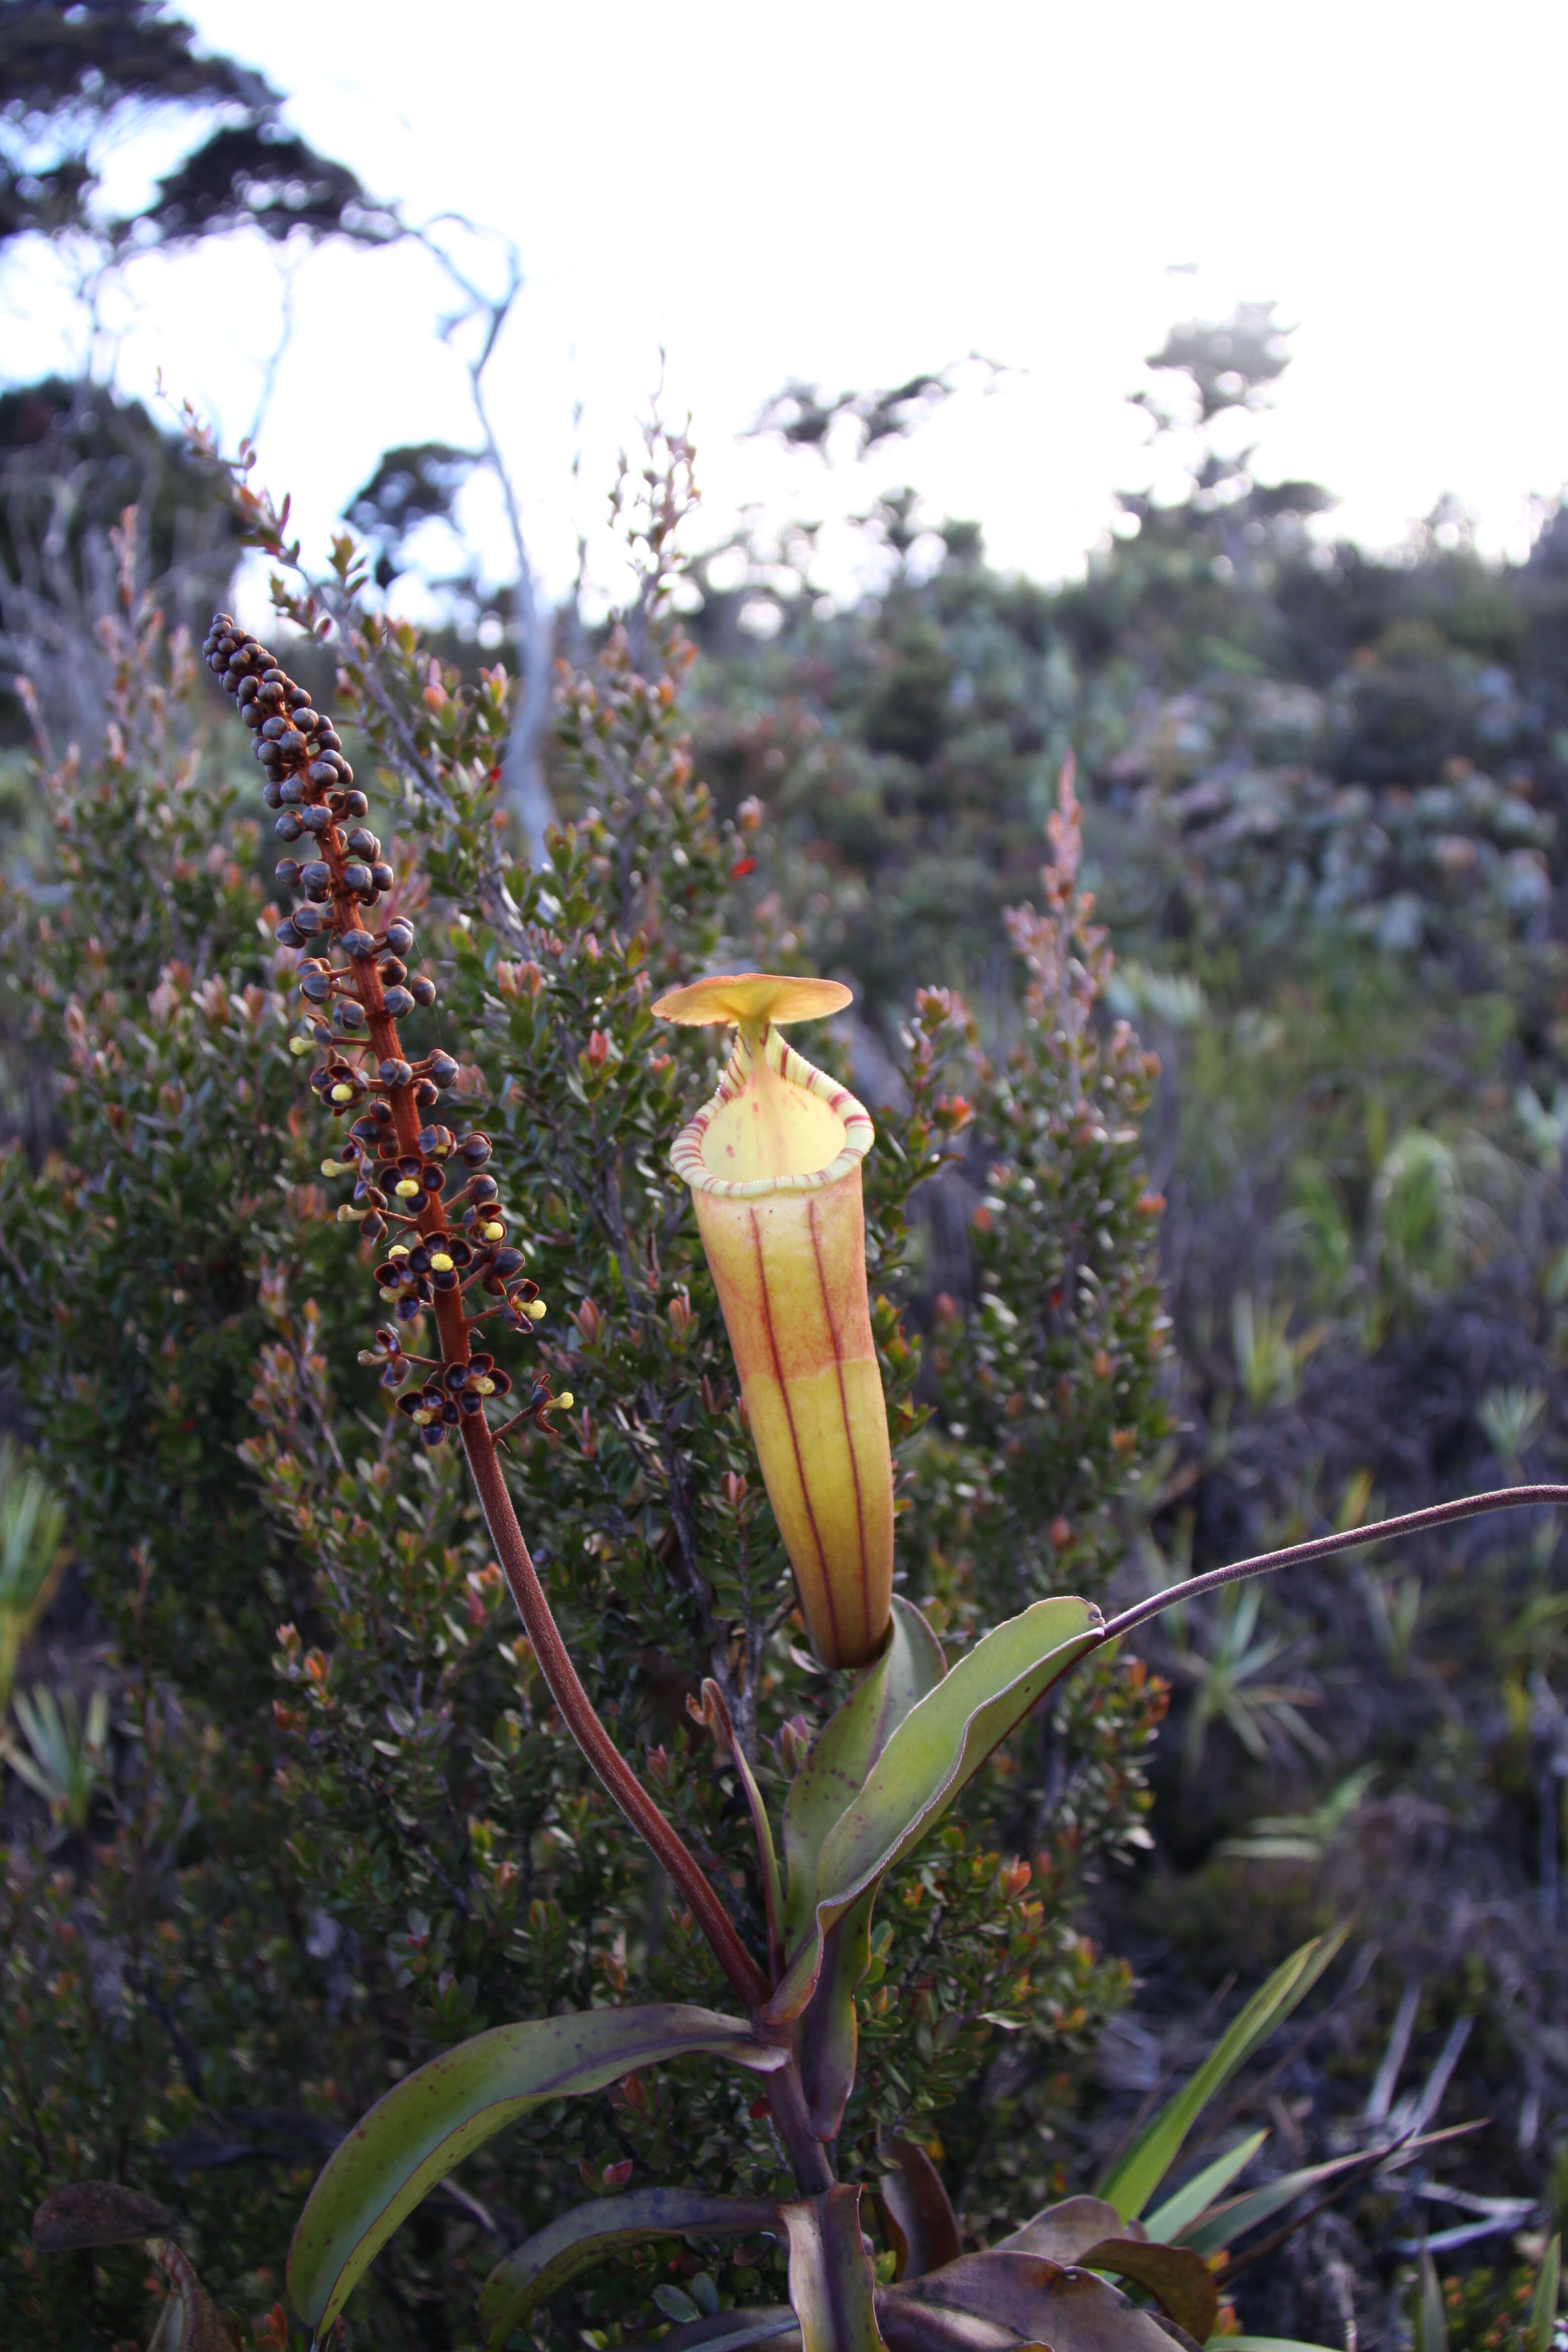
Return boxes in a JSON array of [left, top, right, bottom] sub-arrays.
[[10, 0, 1568, 615]]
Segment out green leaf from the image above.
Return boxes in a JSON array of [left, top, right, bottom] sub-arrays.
[[1098, 1927, 1348, 2221], [1532, 2234, 1561, 2352], [1208, 2339, 1343, 2352], [779, 2186, 887, 2352], [479, 2187, 778, 2350], [769, 1596, 1100, 2022], [1416, 2251, 1449, 2352], [1180, 2124, 1485, 2259], [783, 1597, 946, 1949], [288, 2006, 787, 2339], [1143, 2130, 1268, 2243]]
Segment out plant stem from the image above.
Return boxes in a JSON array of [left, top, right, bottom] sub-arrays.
[[295, 680, 772, 2023], [459, 1423, 771, 2012], [1100, 1484, 1568, 1644]]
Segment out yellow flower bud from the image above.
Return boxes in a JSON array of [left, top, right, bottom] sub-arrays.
[[556, 1391, 575, 1411], [430, 1251, 454, 1272], [394, 1179, 421, 1198]]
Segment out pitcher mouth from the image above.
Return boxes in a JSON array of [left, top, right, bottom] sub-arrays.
[[670, 1023, 875, 1202]]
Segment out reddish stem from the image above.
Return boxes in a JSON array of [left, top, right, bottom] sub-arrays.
[[314, 804, 771, 2015], [1100, 1483, 1568, 1644]]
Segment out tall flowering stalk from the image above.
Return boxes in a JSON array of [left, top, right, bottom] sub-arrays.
[[198, 611, 776, 2016]]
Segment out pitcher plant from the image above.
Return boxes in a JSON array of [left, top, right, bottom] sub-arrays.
[[655, 972, 894, 1671], [74, 601, 1566, 2352]]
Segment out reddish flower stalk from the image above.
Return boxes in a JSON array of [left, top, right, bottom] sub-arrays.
[[202, 614, 770, 2015]]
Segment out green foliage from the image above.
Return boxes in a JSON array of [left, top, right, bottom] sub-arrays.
[[1, 1681, 108, 1836], [0, 1439, 66, 1708], [0, 423, 1173, 2347]]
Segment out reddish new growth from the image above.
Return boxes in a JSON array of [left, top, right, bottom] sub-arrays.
[[201, 613, 568, 1449]]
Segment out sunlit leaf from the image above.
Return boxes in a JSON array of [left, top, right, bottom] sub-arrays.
[[1098, 1927, 1348, 2221], [783, 1597, 946, 1948], [1142, 2130, 1268, 2243], [769, 1596, 1101, 2021]]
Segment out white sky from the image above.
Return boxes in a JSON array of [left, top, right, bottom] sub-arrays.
[[9, 0, 1568, 615]]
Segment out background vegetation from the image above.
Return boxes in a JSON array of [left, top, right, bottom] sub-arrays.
[[4, 8, 1568, 2349]]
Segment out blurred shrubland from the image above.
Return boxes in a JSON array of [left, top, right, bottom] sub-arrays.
[[3, 7, 1568, 2348]]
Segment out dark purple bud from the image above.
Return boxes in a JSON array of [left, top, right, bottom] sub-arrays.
[[382, 985, 414, 1019], [275, 919, 303, 949], [360, 1211, 387, 1240], [242, 703, 264, 729], [469, 1174, 499, 1204], [459, 1133, 492, 1167], [341, 930, 375, 961], [318, 727, 343, 751], [307, 760, 338, 788], [275, 811, 303, 840], [300, 971, 333, 1002], [300, 860, 331, 893], [384, 921, 414, 954], [342, 861, 372, 896], [276, 858, 302, 886], [378, 1058, 412, 1088], [299, 806, 331, 835], [293, 904, 325, 937], [293, 709, 320, 734], [334, 759, 355, 785], [261, 781, 284, 808], [340, 789, 368, 817], [411, 976, 437, 1007], [347, 828, 379, 858], [490, 1368, 513, 1397], [492, 1246, 525, 1277], [370, 863, 394, 892], [414, 1079, 439, 1111], [336, 1001, 365, 1030], [378, 956, 408, 986], [261, 716, 289, 742], [428, 1052, 458, 1088]]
